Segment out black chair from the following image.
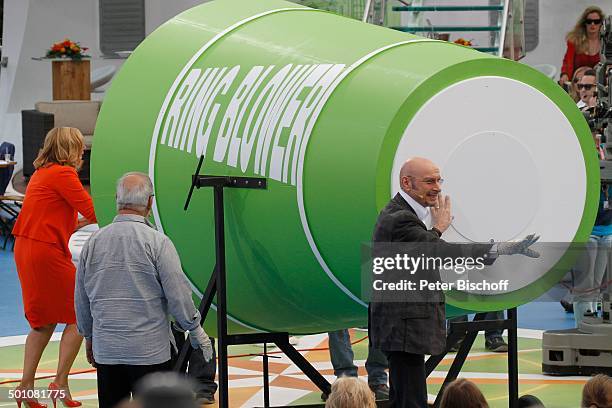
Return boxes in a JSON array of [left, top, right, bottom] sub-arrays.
[[20, 110, 91, 183], [0, 142, 21, 250], [21, 110, 54, 179]]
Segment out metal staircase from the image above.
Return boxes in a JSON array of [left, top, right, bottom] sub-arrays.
[[364, 0, 520, 59]]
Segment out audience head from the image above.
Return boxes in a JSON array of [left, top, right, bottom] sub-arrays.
[[568, 7, 605, 51], [134, 372, 197, 408], [571, 66, 592, 101], [439, 378, 489, 408], [518, 394, 546, 408], [325, 377, 376, 408], [578, 69, 597, 105], [34, 127, 85, 170], [116, 172, 154, 215], [582, 374, 612, 408]]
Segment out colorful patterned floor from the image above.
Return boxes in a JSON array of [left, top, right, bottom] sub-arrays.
[[0, 249, 589, 407], [0, 329, 589, 408]]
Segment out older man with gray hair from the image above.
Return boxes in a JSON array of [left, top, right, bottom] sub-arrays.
[[75, 172, 212, 408]]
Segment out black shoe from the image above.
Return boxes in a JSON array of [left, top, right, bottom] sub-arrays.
[[321, 392, 328, 401], [485, 337, 508, 352], [369, 384, 389, 400], [196, 394, 215, 405], [560, 300, 574, 313]]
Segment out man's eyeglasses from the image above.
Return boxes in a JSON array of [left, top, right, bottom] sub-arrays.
[[585, 18, 602, 25], [577, 84, 595, 90], [409, 176, 444, 185]]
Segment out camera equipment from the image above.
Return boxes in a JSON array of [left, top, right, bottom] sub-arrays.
[[542, 17, 612, 377], [587, 16, 612, 140]]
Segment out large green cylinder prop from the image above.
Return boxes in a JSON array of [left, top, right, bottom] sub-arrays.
[[91, 0, 598, 334]]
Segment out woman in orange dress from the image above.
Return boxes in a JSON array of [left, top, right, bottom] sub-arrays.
[[13, 127, 97, 408]]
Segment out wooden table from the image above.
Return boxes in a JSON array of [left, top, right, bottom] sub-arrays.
[[0, 161, 17, 168], [52, 59, 91, 100]]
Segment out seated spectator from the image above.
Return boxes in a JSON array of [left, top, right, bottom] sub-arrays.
[[439, 378, 489, 408], [573, 177, 612, 326], [325, 377, 376, 408], [569, 66, 592, 102], [582, 374, 612, 408], [559, 6, 605, 85], [518, 394, 546, 408], [577, 69, 597, 110], [74, 172, 213, 408]]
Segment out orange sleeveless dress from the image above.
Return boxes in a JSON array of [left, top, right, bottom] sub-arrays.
[[13, 164, 97, 328]]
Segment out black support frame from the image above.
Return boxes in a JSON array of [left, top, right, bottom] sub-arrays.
[[426, 309, 519, 408], [177, 169, 331, 408]]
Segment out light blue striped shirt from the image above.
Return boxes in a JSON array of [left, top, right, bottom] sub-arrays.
[[75, 214, 201, 365]]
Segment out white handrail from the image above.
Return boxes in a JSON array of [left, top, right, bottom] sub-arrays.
[[362, 0, 373, 22], [498, 0, 510, 58]]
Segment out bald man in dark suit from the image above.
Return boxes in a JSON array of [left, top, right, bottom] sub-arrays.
[[369, 157, 538, 408]]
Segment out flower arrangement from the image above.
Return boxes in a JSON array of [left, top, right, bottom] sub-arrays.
[[46, 38, 89, 60], [453, 38, 473, 47]]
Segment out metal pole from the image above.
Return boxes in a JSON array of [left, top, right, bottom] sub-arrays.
[[507, 308, 519, 408], [263, 343, 270, 407], [214, 185, 229, 408]]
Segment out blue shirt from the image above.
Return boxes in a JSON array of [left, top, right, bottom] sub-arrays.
[[75, 214, 201, 365]]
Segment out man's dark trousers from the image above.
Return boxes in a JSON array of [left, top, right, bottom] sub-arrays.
[[96, 360, 172, 408], [384, 351, 427, 408]]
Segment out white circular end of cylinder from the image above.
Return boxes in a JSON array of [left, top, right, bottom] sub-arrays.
[[391, 76, 587, 294]]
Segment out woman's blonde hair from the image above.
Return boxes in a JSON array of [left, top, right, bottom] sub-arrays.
[[582, 374, 612, 408], [567, 6, 605, 54], [325, 377, 376, 408], [33, 127, 84, 170]]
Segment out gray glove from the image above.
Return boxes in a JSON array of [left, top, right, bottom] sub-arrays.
[[497, 234, 541, 258], [189, 326, 213, 362]]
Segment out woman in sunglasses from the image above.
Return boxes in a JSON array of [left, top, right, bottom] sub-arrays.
[[569, 65, 591, 102], [559, 6, 605, 86], [576, 68, 597, 110]]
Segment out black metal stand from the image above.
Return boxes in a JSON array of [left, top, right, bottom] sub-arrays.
[[176, 166, 331, 408], [426, 309, 519, 408]]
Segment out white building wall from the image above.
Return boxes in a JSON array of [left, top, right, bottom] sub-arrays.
[[0, 0, 209, 168]]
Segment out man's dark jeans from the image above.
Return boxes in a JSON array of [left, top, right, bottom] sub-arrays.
[[328, 329, 388, 386], [96, 360, 172, 408]]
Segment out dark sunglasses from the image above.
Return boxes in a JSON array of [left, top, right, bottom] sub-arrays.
[[577, 83, 595, 90], [585, 18, 602, 25]]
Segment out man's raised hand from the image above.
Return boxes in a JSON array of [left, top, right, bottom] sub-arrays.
[[431, 194, 452, 233]]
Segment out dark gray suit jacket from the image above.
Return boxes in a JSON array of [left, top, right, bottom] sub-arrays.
[[368, 193, 492, 355]]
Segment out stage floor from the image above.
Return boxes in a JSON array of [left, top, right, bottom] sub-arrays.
[[0, 250, 589, 407]]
